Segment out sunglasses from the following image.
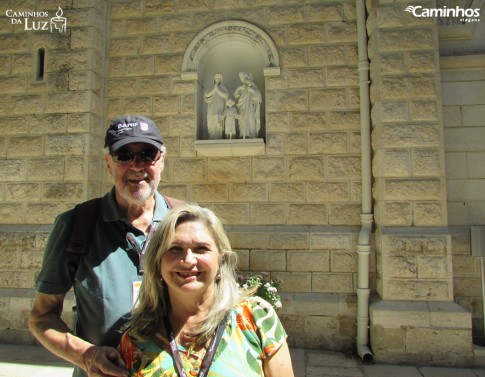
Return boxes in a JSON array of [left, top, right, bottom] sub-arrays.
[[111, 148, 161, 164]]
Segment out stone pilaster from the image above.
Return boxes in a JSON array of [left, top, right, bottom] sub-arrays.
[[367, 0, 472, 364]]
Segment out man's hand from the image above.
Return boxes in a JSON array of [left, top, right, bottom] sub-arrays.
[[82, 346, 127, 377], [29, 293, 128, 377]]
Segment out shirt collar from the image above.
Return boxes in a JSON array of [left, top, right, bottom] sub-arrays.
[[101, 187, 168, 223]]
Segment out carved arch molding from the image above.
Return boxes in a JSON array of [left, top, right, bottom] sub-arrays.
[[182, 21, 280, 156], [182, 20, 279, 73]]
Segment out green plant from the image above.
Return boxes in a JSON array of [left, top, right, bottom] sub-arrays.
[[237, 274, 282, 310]]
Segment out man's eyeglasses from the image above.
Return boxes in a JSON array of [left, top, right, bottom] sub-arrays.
[[111, 148, 162, 164]]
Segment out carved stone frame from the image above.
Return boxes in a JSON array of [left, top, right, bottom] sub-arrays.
[[181, 20, 280, 157]]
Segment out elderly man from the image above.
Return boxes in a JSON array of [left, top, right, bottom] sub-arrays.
[[29, 115, 182, 377]]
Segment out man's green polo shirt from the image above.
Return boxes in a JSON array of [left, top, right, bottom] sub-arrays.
[[36, 188, 169, 350]]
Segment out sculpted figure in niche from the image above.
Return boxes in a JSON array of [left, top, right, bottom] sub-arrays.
[[204, 73, 229, 139], [222, 98, 238, 139], [234, 72, 262, 139]]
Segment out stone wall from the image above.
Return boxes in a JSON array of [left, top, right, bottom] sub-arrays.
[[230, 225, 363, 350], [0, 0, 482, 364], [103, 0, 364, 350], [0, 0, 366, 349], [442, 55, 485, 340], [0, 1, 108, 224], [0, 0, 108, 342]]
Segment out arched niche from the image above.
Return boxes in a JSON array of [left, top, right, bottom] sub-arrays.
[[181, 20, 280, 157]]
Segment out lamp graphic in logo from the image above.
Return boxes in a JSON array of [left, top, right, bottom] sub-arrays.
[[404, 5, 418, 14], [50, 7, 66, 33]]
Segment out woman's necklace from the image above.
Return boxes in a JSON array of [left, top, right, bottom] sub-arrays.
[[164, 315, 228, 377]]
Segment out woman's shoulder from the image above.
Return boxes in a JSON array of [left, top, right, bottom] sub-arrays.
[[232, 296, 277, 323], [229, 296, 287, 358], [236, 295, 274, 310]]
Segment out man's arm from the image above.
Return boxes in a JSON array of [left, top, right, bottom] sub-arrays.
[[28, 292, 127, 377]]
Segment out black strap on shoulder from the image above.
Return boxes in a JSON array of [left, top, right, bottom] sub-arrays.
[[65, 197, 101, 282], [66, 196, 181, 255], [66, 198, 102, 255], [164, 195, 184, 209], [65, 195, 181, 280]]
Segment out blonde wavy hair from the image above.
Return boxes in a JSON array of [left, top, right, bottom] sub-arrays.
[[125, 203, 246, 344]]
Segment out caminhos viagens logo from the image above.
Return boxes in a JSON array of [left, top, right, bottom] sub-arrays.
[[5, 6, 67, 32], [405, 4, 481, 23]]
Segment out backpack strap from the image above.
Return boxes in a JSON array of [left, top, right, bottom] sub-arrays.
[[164, 195, 185, 209], [65, 198, 101, 281], [65, 195, 183, 279]]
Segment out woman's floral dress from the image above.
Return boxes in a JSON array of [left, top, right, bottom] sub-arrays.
[[119, 296, 287, 377]]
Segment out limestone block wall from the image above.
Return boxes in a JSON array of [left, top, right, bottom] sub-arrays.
[[0, 1, 109, 224], [442, 55, 485, 338], [105, 2, 362, 220], [0, 0, 368, 349], [104, 0, 363, 350], [229, 226, 364, 350], [0, 0, 480, 361], [0, 1, 109, 342], [443, 56, 485, 225]]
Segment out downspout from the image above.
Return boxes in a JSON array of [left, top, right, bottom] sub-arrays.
[[356, 0, 374, 364]]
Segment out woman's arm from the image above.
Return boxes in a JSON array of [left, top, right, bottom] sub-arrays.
[[262, 340, 295, 377]]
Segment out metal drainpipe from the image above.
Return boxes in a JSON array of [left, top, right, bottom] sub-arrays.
[[356, 0, 374, 364]]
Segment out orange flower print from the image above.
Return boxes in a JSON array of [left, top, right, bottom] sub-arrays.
[[236, 304, 257, 332]]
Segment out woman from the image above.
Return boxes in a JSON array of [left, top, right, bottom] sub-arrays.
[[119, 204, 294, 377]]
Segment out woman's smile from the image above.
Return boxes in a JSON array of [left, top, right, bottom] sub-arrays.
[[176, 270, 201, 280]]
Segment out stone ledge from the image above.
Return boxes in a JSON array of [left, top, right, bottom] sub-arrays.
[[440, 54, 485, 70], [370, 299, 471, 329], [194, 139, 265, 157], [280, 292, 356, 317]]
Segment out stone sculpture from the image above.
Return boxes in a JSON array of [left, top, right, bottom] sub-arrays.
[[233, 72, 262, 139], [204, 73, 229, 139]]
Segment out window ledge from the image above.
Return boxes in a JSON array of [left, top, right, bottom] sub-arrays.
[[439, 24, 475, 41]]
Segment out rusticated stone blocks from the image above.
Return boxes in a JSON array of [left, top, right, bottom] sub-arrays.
[[370, 299, 473, 366]]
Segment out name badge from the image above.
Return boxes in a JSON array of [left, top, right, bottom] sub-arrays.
[[132, 280, 142, 307]]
